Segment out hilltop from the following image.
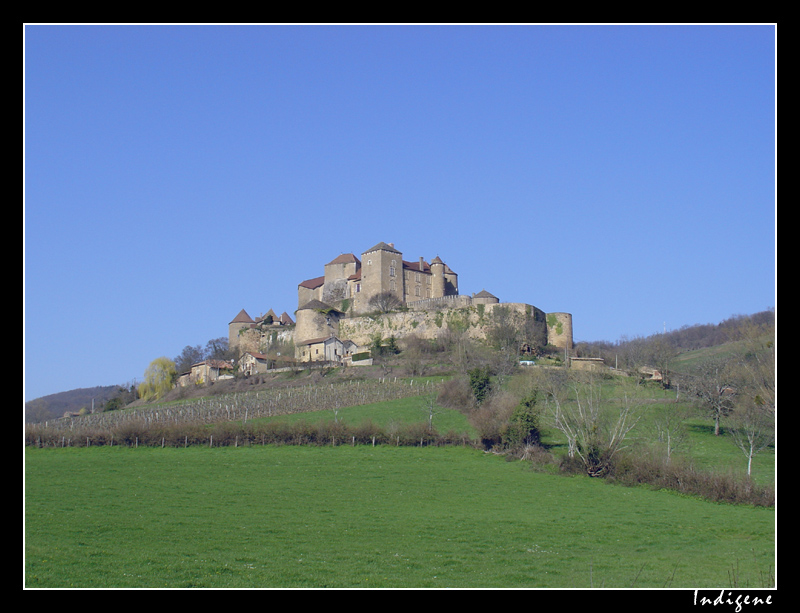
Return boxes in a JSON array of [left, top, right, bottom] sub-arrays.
[[25, 385, 122, 423]]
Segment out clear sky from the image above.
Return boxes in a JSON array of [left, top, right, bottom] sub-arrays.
[[24, 24, 776, 401]]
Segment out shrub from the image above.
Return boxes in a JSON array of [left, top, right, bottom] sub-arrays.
[[468, 367, 492, 404], [437, 377, 474, 413], [397, 421, 439, 446], [607, 448, 775, 507], [469, 391, 517, 450], [502, 395, 541, 450]]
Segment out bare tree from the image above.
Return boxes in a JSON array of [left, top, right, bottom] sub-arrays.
[[651, 404, 693, 463], [727, 404, 774, 476], [421, 394, 444, 432], [684, 356, 737, 436], [730, 315, 775, 418], [537, 370, 641, 476], [725, 321, 775, 476], [646, 334, 679, 388], [368, 291, 402, 313], [174, 344, 205, 374]]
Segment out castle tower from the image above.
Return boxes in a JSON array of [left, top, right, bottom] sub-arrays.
[[322, 253, 360, 306], [355, 242, 404, 313], [473, 289, 499, 305], [294, 300, 343, 346], [430, 256, 446, 299], [546, 312, 574, 352], [229, 309, 255, 351], [443, 263, 459, 295]]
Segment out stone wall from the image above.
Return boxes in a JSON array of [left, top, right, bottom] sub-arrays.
[[404, 294, 472, 312], [337, 302, 566, 349]]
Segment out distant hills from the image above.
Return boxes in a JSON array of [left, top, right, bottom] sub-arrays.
[[25, 385, 121, 424]]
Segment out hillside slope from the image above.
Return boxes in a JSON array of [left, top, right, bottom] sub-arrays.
[[25, 386, 120, 423]]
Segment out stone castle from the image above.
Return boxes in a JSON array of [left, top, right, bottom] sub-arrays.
[[229, 241, 573, 366]]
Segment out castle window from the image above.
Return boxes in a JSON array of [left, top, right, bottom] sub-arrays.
[[415, 286, 421, 297]]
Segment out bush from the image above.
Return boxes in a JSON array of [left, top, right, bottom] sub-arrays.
[[607, 449, 775, 507], [469, 391, 518, 450], [502, 395, 541, 450], [468, 367, 492, 404], [437, 377, 474, 413]]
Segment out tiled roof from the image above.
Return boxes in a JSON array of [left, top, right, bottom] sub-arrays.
[[296, 336, 332, 346], [363, 241, 401, 255], [403, 260, 431, 273], [297, 299, 342, 312], [279, 312, 294, 325], [192, 359, 234, 369], [298, 275, 325, 289], [297, 335, 352, 346], [230, 309, 254, 324], [326, 253, 361, 266]]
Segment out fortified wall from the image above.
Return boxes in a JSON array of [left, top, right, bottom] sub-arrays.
[[337, 302, 553, 348]]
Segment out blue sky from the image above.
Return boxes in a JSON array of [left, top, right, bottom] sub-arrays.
[[24, 24, 776, 401]]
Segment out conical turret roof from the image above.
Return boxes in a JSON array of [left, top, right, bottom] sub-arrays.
[[296, 299, 342, 313], [230, 309, 255, 324]]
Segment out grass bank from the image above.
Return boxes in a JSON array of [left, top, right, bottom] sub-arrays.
[[25, 445, 774, 588]]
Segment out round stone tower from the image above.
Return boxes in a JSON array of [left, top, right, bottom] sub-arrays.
[[546, 312, 573, 351], [430, 256, 446, 299], [294, 300, 343, 345], [229, 309, 255, 352], [473, 289, 499, 305]]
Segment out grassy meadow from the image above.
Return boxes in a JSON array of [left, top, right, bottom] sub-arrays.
[[25, 370, 775, 589], [25, 443, 774, 588]]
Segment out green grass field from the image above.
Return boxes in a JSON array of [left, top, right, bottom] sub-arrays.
[[25, 443, 774, 588]]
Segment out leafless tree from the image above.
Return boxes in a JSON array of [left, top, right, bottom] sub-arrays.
[[651, 404, 693, 463], [727, 404, 774, 476], [368, 291, 402, 313], [534, 369, 641, 476], [684, 357, 737, 436], [725, 320, 775, 476]]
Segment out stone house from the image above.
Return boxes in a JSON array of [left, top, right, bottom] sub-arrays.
[[296, 336, 358, 363], [177, 359, 235, 386], [239, 351, 271, 376]]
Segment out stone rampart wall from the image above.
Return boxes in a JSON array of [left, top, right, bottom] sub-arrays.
[[404, 294, 473, 311], [337, 302, 556, 349]]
